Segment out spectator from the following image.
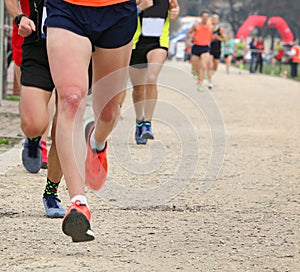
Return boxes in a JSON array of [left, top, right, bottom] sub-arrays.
[[254, 37, 264, 73], [249, 37, 257, 73], [287, 44, 300, 78]]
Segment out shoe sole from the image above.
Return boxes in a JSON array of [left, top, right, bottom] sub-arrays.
[[135, 137, 147, 145], [43, 198, 66, 218], [136, 141, 147, 145], [41, 162, 48, 169], [141, 132, 154, 140], [46, 211, 65, 218], [85, 121, 95, 142], [62, 209, 95, 242]]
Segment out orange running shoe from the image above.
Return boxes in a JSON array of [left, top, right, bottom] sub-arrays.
[[85, 121, 108, 190], [62, 200, 94, 242]]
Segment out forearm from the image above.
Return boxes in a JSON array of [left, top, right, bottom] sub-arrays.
[[4, 0, 21, 18], [137, 0, 153, 11], [169, 0, 180, 20]]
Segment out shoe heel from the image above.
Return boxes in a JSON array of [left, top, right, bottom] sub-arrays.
[[62, 209, 94, 242]]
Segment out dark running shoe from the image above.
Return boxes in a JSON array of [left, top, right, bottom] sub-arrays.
[[43, 194, 66, 218], [141, 121, 154, 140], [22, 136, 42, 173], [135, 120, 147, 145]]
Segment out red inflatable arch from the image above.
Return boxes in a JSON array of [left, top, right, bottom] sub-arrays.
[[236, 15, 294, 44], [267, 16, 294, 44], [236, 15, 267, 39]]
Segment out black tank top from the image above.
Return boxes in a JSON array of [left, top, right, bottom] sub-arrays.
[[210, 27, 222, 52]]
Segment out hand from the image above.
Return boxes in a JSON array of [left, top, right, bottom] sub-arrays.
[[169, 0, 180, 20], [18, 16, 36, 37], [138, 0, 153, 11]]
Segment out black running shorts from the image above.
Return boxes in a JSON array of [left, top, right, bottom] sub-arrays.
[[130, 37, 168, 69], [21, 40, 55, 92]]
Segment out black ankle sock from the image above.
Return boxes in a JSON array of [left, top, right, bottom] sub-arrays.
[[44, 178, 60, 197], [29, 136, 41, 142]]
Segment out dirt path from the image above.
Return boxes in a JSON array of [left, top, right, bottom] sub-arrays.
[[0, 62, 299, 271]]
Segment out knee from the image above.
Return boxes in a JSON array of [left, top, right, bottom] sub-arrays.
[[133, 85, 145, 97], [147, 73, 158, 85], [21, 115, 47, 138], [59, 88, 86, 118]]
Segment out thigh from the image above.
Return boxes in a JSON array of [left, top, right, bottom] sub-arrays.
[[201, 52, 211, 66], [129, 66, 147, 87], [190, 55, 199, 64], [19, 87, 52, 118], [46, 28, 92, 97], [146, 48, 168, 79]]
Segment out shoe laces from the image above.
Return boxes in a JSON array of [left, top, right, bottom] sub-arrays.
[[73, 200, 87, 207], [144, 122, 152, 131], [44, 194, 61, 209]]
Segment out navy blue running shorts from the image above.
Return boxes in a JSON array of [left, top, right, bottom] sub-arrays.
[[191, 45, 210, 57], [45, 0, 137, 49]]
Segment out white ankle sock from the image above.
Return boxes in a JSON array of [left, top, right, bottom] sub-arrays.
[[90, 129, 106, 152], [71, 195, 88, 206]]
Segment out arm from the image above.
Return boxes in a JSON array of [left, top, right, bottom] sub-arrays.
[[4, 0, 21, 18], [169, 0, 180, 20], [287, 48, 296, 57], [218, 27, 226, 42], [186, 24, 196, 40], [137, 0, 153, 11], [4, 0, 35, 37]]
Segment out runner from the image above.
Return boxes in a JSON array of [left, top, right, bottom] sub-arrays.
[[187, 10, 212, 91], [45, 0, 151, 242], [5, 0, 65, 218], [254, 37, 264, 73], [5, 0, 52, 170], [234, 37, 246, 75], [129, 0, 180, 144], [248, 37, 257, 73], [222, 32, 235, 74], [210, 13, 226, 73]]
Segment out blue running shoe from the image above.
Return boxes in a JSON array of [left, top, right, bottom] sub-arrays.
[[43, 194, 66, 218], [135, 120, 147, 145], [22, 136, 42, 173], [141, 121, 154, 140]]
